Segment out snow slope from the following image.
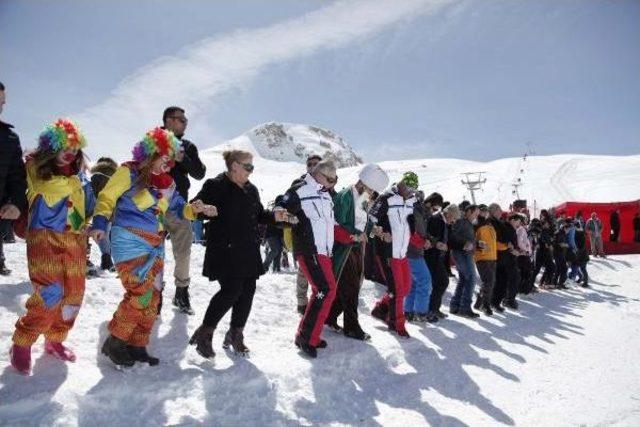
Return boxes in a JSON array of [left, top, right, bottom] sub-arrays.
[[210, 122, 362, 168], [1, 243, 639, 426]]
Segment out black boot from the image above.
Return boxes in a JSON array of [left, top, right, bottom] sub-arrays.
[[482, 302, 494, 316], [371, 303, 389, 323], [127, 345, 159, 366], [503, 299, 519, 310], [173, 287, 195, 315], [490, 302, 505, 313], [222, 327, 250, 356], [189, 325, 215, 359], [101, 335, 135, 367], [100, 253, 116, 272], [473, 293, 483, 310], [344, 329, 371, 341], [0, 260, 11, 276], [294, 336, 317, 358]]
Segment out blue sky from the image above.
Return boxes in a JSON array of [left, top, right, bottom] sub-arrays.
[[1, 0, 639, 162]]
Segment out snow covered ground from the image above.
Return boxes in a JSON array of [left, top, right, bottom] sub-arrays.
[[1, 239, 639, 426]]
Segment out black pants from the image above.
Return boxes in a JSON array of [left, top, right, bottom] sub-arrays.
[[634, 229, 640, 242], [610, 227, 620, 242], [517, 256, 533, 294], [553, 252, 568, 286], [425, 251, 449, 313], [0, 220, 7, 263], [203, 277, 257, 329], [531, 248, 554, 287], [492, 252, 519, 306], [326, 247, 364, 334], [476, 260, 496, 305]]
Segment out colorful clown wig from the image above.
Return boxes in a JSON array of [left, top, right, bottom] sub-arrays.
[[132, 127, 181, 164], [37, 118, 87, 153]]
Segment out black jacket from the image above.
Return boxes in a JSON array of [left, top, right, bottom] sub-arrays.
[[610, 211, 620, 230], [193, 173, 274, 281], [0, 121, 27, 211], [424, 211, 448, 259], [449, 218, 476, 252], [492, 217, 517, 256], [169, 138, 206, 201], [574, 228, 590, 263]]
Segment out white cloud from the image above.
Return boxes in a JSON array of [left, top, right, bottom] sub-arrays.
[[76, 0, 456, 160]]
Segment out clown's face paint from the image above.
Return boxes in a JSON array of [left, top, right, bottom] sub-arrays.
[[151, 155, 175, 175], [56, 148, 79, 165]]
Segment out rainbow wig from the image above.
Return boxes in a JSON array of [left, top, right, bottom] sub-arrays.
[[132, 127, 181, 164], [37, 118, 87, 153]]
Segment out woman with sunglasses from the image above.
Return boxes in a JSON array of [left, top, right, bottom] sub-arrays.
[[189, 149, 294, 358]]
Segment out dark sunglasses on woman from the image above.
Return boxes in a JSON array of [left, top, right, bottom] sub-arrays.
[[239, 162, 254, 173]]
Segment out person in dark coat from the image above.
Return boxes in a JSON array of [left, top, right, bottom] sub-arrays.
[[423, 193, 451, 319], [188, 149, 294, 359], [89, 157, 118, 272], [610, 209, 621, 242], [0, 82, 28, 276], [634, 212, 640, 243], [553, 220, 570, 289], [490, 205, 521, 311], [573, 221, 590, 287]]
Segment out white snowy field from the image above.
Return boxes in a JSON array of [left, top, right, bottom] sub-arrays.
[[1, 240, 639, 426]]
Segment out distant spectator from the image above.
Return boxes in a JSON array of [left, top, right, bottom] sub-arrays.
[[634, 212, 640, 243], [585, 212, 605, 257], [609, 209, 620, 242]]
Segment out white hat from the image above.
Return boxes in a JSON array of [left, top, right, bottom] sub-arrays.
[[358, 164, 389, 193]]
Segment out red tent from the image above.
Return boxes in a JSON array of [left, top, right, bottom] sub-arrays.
[[553, 200, 640, 255]]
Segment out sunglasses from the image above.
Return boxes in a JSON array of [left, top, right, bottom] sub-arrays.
[[306, 161, 319, 168], [320, 172, 338, 185], [238, 161, 254, 173], [170, 116, 188, 124]]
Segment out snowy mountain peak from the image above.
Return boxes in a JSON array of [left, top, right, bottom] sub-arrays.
[[209, 122, 363, 167]]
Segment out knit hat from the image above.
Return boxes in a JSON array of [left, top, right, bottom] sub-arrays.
[[400, 171, 419, 190], [358, 164, 389, 193], [37, 118, 87, 153], [132, 127, 181, 164]]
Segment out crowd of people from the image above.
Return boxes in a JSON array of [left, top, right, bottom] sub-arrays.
[[0, 80, 619, 374]]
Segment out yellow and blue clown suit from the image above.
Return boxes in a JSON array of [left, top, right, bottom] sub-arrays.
[[92, 164, 195, 347], [13, 161, 95, 346]]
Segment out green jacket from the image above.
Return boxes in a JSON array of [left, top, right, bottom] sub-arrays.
[[332, 186, 364, 281]]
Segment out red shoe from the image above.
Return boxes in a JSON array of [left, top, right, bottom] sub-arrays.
[[395, 328, 411, 338], [45, 341, 77, 362], [10, 344, 32, 375]]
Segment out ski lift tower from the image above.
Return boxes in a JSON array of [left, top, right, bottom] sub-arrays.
[[460, 171, 487, 204], [511, 178, 522, 199]]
